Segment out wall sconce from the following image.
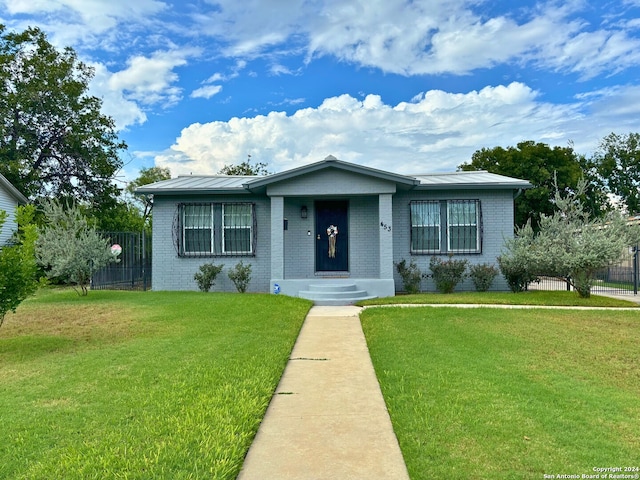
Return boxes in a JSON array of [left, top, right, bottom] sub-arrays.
[[300, 206, 308, 219]]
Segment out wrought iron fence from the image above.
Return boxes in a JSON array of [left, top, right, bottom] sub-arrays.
[[528, 246, 639, 296], [91, 231, 152, 291]]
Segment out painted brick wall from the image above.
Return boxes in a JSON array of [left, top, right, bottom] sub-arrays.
[[392, 189, 514, 292], [152, 195, 271, 292]]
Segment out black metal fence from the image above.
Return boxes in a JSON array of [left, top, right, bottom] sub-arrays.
[[529, 246, 639, 296], [91, 231, 152, 291]]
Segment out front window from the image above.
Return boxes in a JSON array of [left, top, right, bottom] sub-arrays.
[[447, 200, 480, 253], [178, 202, 255, 256], [410, 201, 440, 253]]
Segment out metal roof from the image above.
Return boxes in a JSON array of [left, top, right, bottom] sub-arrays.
[[412, 171, 532, 189], [135, 174, 259, 194], [135, 159, 531, 195]]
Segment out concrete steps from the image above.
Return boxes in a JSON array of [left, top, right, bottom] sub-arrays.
[[298, 283, 377, 306]]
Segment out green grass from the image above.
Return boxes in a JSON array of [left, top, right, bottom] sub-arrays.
[[0, 289, 311, 479], [361, 306, 640, 479], [359, 290, 639, 307]]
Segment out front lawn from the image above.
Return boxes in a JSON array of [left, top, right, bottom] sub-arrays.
[[361, 306, 640, 479], [0, 289, 311, 479], [360, 290, 639, 307]]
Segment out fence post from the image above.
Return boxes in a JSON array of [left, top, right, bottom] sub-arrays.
[[634, 244, 638, 295]]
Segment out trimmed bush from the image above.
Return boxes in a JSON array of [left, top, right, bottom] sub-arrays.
[[194, 263, 223, 292], [469, 263, 499, 292], [395, 259, 422, 294], [228, 261, 252, 293], [429, 256, 468, 294]]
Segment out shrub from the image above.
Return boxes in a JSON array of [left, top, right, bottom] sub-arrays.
[[228, 261, 252, 293], [469, 263, 499, 292], [497, 254, 537, 293], [429, 256, 468, 294], [395, 259, 422, 294], [36, 200, 116, 296], [0, 207, 39, 327], [193, 263, 223, 292]]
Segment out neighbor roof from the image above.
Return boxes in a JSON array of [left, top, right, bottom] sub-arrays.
[[135, 157, 531, 195], [0, 173, 28, 204]]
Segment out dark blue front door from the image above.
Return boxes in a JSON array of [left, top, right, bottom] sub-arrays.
[[315, 200, 348, 272]]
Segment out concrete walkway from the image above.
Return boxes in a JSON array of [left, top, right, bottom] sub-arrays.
[[237, 306, 410, 480]]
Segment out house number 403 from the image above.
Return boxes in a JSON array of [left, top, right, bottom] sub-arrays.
[[380, 222, 391, 232]]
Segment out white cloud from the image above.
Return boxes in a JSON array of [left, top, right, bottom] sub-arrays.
[[108, 49, 198, 107], [156, 82, 610, 177], [88, 62, 147, 130], [191, 84, 223, 99]]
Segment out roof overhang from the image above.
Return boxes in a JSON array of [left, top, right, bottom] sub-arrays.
[[0, 173, 28, 204]]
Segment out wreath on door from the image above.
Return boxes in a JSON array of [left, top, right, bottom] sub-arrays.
[[326, 225, 338, 258]]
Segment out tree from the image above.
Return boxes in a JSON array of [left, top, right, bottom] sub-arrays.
[[125, 166, 171, 227], [459, 141, 601, 228], [0, 25, 126, 204], [219, 155, 270, 175], [0, 205, 39, 326], [590, 132, 640, 214], [498, 180, 639, 298], [36, 200, 119, 295]]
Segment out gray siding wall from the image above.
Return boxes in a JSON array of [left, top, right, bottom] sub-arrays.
[[0, 186, 18, 246], [151, 195, 271, 292], [393, 189, 514, 291]]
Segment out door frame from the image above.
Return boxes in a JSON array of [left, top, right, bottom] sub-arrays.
[[314, 200, 349, 273]]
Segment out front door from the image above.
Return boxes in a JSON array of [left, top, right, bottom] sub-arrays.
[[315, 200, 348, 272]]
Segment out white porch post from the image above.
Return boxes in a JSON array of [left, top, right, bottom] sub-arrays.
[[270, 196, 285, 280], [379, 193, 394, 279]]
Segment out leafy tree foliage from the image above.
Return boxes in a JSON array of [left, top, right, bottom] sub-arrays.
[[499, 181, 640, 298], [219, 156, 270, 175], [459, 141, 599, 228], [36, 200, 119, 295], [0, 205, 39, 326], [0, 25, 126, 204], [590, 132, 640, 214], [126, 166, 171, 227]]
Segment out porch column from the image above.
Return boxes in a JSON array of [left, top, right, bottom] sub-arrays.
[[379, 193, 394, 279], [270, 196, 285, 279]]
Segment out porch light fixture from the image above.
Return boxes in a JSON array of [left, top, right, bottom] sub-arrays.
[[300, 206, 308, 219]]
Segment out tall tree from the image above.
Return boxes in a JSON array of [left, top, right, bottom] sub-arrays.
[[590, 132, 640, 214], [0, 25, 126, 204], [459, 141, 600, 228], [126, 166, 171, 227], [219, 155, 270, 175]]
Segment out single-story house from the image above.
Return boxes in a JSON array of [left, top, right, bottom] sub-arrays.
[[137, 156, 531, 303], [0, 173, 28, 246]]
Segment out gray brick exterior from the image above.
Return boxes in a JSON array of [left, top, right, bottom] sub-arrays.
[[392, 189, 514, 291], [148, 164, 522, 295]]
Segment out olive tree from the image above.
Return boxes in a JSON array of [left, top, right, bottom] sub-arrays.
[[499, 180, 639, 297], [36, 201, 119, 295]]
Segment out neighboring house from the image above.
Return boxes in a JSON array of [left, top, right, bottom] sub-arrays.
[[0, 173, 28, 246], [137, 156, 531, 302]]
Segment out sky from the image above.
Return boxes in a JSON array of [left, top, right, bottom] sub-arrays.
[[1, 0, 640, 185]]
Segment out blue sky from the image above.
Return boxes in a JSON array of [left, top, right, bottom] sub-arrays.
[[1, 0, 639, 184]]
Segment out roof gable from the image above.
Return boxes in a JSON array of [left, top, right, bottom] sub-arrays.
[[244, 156, 419, 192], [0, 173, 28, 204]]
